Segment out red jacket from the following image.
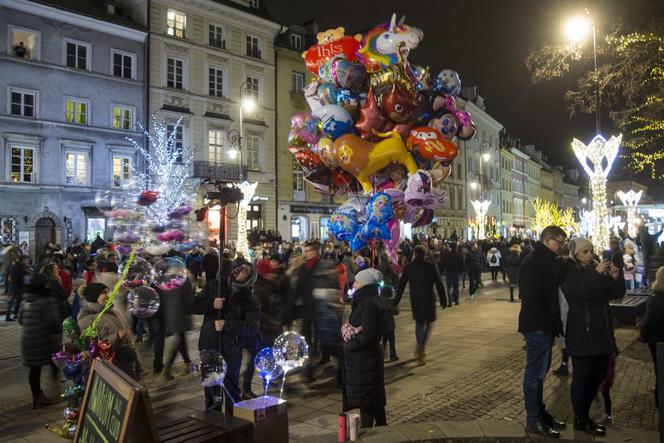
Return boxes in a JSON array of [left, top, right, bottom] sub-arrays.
[[58, 269, 73, 296]]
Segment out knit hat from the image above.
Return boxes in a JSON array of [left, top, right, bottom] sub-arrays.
[[652, 267, 664, 292], [84, 283, 109, 303], [569, 237, 593, 259], [354, 268, 383, 288]]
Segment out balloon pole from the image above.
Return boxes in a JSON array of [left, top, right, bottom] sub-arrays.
[[263, 376, 270, 398], [279, 372, 288, 399]]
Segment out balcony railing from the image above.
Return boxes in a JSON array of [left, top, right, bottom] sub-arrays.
[[193, 161, 247, 182]]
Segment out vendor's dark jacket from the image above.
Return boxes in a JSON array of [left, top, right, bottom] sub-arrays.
[[562, 261, 625, 356], [518, 242, 566, 336]]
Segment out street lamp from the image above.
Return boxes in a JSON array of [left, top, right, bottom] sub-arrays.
[[564, 10, 600, 134], [227, 80, 257, 181], [581, 197, 587, 205]]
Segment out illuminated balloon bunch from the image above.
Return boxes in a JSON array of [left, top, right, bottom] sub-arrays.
[[47, 319, 117, 439], [291, 13, 472, 256], [253, 331, 308, 398]]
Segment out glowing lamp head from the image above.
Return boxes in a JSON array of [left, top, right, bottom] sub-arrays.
[[564, 15, 592, 44], [241, 96, 256, 113], [470, 181, 478, 190], [228, 148, 238, 160], [581, 197, 587, 204], [482, 152, 491, 162]]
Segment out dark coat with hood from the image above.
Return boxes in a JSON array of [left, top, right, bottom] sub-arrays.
[[395, 258, 446, 322], [562, 260, 625, 356], [343, 283, 385, 410], [518, 242, 566, 336], [19, 274, 62, 367], [289, 257, 338, 323], [159, 278, 195, 335], [640, 290, 664, 345], [194, 278, 226, 351]]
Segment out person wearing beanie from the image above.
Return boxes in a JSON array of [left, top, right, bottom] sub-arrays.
[[395, 244, 446, 365], [562, 237, 625, 436], [343, 268, 387, 428], [640, 266, 664, 409]]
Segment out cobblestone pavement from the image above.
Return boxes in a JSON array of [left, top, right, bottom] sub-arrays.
[[0, 277, 659, 442]]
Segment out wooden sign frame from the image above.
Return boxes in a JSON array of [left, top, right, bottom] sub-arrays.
[[74, 359, 158, 443]]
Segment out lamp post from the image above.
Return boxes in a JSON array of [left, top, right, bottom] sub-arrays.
[[616, 189, 643, 238], [227, 80, 257, 182], [564, 9, 600, 134]]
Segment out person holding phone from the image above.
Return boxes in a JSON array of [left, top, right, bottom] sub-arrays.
[[562, 238, 625, 436]]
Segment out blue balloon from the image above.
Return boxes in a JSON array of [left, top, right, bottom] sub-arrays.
[[313, 104, 354, 139], [254, 347, 284, 381]]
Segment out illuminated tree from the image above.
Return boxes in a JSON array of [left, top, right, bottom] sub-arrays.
[[532, 198, 580, 238]]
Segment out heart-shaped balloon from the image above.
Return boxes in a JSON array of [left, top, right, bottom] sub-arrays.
[[294, 149, 324, 173]]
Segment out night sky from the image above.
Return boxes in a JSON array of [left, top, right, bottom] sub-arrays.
[[265, 0, 630, 170]]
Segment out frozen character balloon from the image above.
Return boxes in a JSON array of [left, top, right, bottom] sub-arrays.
[[358, 14, 423, 72], [362, 192, 393, 240], [406, 127, 459, 164], [313, 104, 354, 139], [433, 69, 461, 97]]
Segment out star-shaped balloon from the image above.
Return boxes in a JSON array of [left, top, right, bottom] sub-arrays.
[[355, 88, 385, 140]]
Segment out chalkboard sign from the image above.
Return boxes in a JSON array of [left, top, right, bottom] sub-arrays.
[[74, 359, 158, 443]]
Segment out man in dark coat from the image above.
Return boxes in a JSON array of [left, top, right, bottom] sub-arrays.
[[6, 255, 29, 321], [395, 244, 446, 365], [465, 242, 484, 299], [159, 276, 195, 380], [440, 243, 464, 306], [518, 225, 568, 438], [343, 268, 386, 428]]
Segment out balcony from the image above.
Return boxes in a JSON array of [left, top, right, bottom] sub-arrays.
[[193, 161, 247, 182]]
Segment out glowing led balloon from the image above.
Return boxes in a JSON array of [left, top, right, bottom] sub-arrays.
[[127, 286, 160, 318], [153, 257, 187, 291], [196, 349, 227, 388], [272, 331, 309, 372], [119, 257, 154, 289], [254, 347, 284, 381]]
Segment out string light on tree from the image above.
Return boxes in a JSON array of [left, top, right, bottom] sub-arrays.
[[470, 200, 491, 240], [236, 181, 258, 259], [571, 134, 622, 251], [610, 215, 625, 236], [616, 189, 643, 238]]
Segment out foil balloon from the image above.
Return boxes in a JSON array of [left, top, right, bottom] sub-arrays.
[[63, 317, 80, 340], [120, 257, 154, 289], [272, 331, 309, 372], [98, 339, 116, 362], [302, 28, 361, 76], [312, 104, 354, 139], [318, 55, 367, 91], [63, 360, 83, 382], [52, 351, 72, 369], [197, 349, 227, 387], [136, 191, 159, 206], [404, 170, 435, 206], [336, 88, 361, 118], [313, 137, 337, 167], [128, 286, 160, 318], [430, 164, 452, 184], [382, 83, 420, 123], [288, 130, 307, 147], [254, 347, 284, 382], [304, 79, 323, 112], [456, 122, 476, 141], [406, 127, 458, 164], [63, 407, 79, 422], [154, 257, 187, 290], [358, 14, 423, 72], [290, 113, 321, 145], [294, 149, 324, 173], [355, 89, 385, 140], [455, 110, 472, 127], [156, 228, 185, 242], [304, 168, 336, 195], [332, 131, 418, 193], [168, 205, 192, 219], [329, 209, 359, 241], [433, 69, 461, 97], [362, 192, 393, 240], [62, 384, 85, 403], [428, 112, 458, 141], [316, 82, 338, 106]]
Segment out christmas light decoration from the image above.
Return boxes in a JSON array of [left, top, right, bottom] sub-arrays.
[[616, 189, 643, 238], [128, 116, 193, 223], [470, 200, 491, 240], [609, 215, 625, 236], [571, 134, 622, 251], [236, 181, 258, 259], [531, 197, 579, 237], [579, 209, 596, 237]]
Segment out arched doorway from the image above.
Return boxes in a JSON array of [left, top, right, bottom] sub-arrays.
[[35, 217, 55, 259]]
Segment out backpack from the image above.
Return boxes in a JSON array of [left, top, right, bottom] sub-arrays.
[[490, 254, 497, 264]]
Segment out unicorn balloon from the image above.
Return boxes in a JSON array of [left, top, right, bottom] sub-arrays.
[[358, 14, 423, 72]]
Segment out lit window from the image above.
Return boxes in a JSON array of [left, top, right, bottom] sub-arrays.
[[10, 26, 40, 60], [246, 135, 261, 171], [112, 50, 134, 79], [208, 24, 225, 48], [291, 72, 304, 94], [112, 106, 134, 130], [65, 40, 89, 70], [289, 33, 303, 51], [166, 10, 186, 38], [208, 67, 224, 97], [9, 88, 36, 117], [292, 160, 304, 192], [246, 35, 260, 58], [10, 146, 34, 183], [65, 98, 89, 125], [167, 57, 184, 89], [208, 129, 224, 163], [112, 155, 132, 188], [65, 151, 88, 185]]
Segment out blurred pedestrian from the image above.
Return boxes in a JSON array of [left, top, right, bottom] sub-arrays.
[[159, 273, 195, 381], [6, 255, 30, 321], [640, 266, 664, 409], [507, 244, 522, 302]]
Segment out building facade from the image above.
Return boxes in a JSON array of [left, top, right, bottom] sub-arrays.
[[0, 0, 147, 258], [499, 148, 514, 237], [525, 157, 542, 228], [147, 0, 281, 246]]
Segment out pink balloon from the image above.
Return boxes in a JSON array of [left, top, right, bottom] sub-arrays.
[[355, 89, 386, 140], [455, 110, 472, 127], [290, 113, 321, 145]]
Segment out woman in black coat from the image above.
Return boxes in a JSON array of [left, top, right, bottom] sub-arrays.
[[562, 238, 625, 436], [19, 271, 62, 408], [506, 244, 522, 302], [159, 276, 195, 380], [343, 268, 386, 428], [640, 266, 664, 409], [395, 244, 446, 364]]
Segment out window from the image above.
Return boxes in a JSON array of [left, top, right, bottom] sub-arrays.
[[291, 72, 304, 94], [208, 24, 225, 49], [9, 25, 40, 60], [246, 35, 261, 58], [65, 151, 88, 185], [112, 50, 135, 79], [457, 163, 462, 179], [65, 39, 90, 70], [293, 159, 304, 200], [65, 98, 89, 125], [10, 146, 35, 182], [246, 76, 259, 100], [166, 124, 184, 162], [166, 9, 186, 38], [112, 105, 134, 130], [208, 129, 224, 163], [86, 218, 106, 242], [167, 57, 184, 89], [247, 204, 262, 231], [112, 155, 132, 187], [208, 67, 224, 97], [0, 217, 17, 244], [246, 135, 261, 171], [249, 0, 259, 8], [9, 88, 36, 117], [290, 33, 303, 51]]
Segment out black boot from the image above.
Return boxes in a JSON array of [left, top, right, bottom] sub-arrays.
[[573, 416, 605, 436]]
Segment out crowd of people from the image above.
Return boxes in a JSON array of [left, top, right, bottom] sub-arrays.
[[1, 225, 663, 433]]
